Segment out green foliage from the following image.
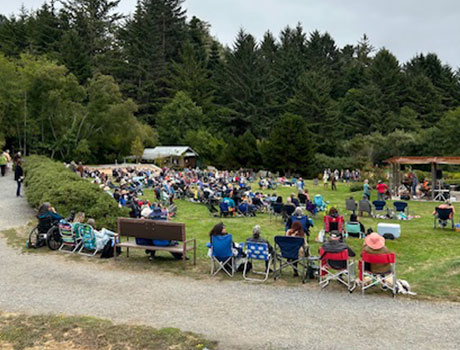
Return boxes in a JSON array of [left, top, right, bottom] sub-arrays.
[[181, 129, 225, 166], [261, 113, 316, 176], [349, 183, 364, 192], [24, 155, 127, 229], [131, 136, 144, 162], [156, 91, 204, 145], [1, 1, 460, 172]]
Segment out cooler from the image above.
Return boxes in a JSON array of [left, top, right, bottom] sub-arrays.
[[377, 223, 401, 239]]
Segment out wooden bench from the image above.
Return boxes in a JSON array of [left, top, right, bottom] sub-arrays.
[[114, 218, 196, 268]]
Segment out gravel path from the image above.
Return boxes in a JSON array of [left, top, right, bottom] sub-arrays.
[[0, 175, 459, 349]]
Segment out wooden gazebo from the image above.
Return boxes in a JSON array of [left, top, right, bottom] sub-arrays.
[[385, 156, 460, 200]]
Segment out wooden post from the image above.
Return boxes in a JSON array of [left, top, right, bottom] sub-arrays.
[[431, 162, 437, 200]]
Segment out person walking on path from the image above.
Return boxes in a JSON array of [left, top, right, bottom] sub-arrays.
[[14, 160, 24, 197], [0, 151, 7, 176]]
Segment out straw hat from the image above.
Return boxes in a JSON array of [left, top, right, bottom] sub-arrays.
[[365, 232, 385, 250]]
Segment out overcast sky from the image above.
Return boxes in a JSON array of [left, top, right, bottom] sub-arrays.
[[3, 0, 459, 68]]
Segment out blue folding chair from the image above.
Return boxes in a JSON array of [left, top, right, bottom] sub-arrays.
[[285, 215, 314, 238], [434, 207, 454, 230], [372, 200, 388, 216], [243, 242, 272, 282], [209, 234, 235, 277], [219, 202, 231, 217], [273, 236, 309, 283], [393, 201, 409, 215]]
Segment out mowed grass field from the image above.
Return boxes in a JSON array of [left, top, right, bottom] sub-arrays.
[[135, 180, 460, 301]]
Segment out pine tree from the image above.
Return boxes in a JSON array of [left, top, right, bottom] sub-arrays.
[[115, 0, 187, 122], [288, 70, 339, 155], [60, 0, 122, 70], [167, 41, 215, 111], [219, 29, 263, 136]]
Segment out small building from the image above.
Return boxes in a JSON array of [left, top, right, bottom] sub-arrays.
[[142, 146, 198, 168]]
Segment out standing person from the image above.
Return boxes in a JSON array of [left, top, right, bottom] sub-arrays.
[[14, 160, 24, 197], [363, 179, 371, 200], [0, 151, 6, 176], [331, 175, 337, 191], [376, 180, 388, 201]]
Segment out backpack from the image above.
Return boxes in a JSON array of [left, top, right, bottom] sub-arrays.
[[100, 239, 121, 259]]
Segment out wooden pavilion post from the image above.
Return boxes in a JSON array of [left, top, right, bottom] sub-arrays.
[[431, 162, 437, 200]]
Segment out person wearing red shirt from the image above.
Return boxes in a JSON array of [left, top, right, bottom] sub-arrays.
[[376, 180, 388, 201]]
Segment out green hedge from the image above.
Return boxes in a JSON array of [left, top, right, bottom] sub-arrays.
[[24, 155, 127, 230], [349, 183, 364, 192]]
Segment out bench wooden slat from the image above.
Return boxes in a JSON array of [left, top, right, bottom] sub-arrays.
[[117, 242, 195, 252], [115, 217, 196, 267]]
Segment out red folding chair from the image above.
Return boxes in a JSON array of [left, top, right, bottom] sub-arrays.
[[359, 251, 396, 297], [323, 215, 344, 233], [319, 247, 356, 292]]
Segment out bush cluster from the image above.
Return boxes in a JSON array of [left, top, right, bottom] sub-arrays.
[[24, 156, 127, 230], [349, 183, 364, 193]]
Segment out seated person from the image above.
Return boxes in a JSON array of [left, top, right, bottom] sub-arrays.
[[320, 231, 356, 269], [246, 225, 273, 251], [36, 202, 63, 232], [349, 213, 365, 236], [222, 196, 236, 215], [209, 222, 243, 257], [246, 225, 273, 270], [285, 221, 308, 276], [285, 207, 313, 237], [432, 200, 455, 227], [290, 193, 300, 207], [324, 207, 344, 233], [283, 197, 296, 220], [86, 218, 117, 251], [362, 232, 393, 274]]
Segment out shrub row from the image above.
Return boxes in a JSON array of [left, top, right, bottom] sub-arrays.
[[24, 155, 127, 230], [349, 183, 364, 192]]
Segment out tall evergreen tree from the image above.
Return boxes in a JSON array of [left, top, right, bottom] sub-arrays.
[[116, 0, 187, 123]]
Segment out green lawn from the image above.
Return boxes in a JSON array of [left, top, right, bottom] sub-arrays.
[[139, 181, 460, 301]]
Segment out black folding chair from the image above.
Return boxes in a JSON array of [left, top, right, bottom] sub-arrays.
[[434, 207, 454, 230], [273, 236, 309, 283]]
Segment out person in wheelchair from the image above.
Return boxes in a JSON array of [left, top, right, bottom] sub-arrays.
[[36, 202, 63, 233]]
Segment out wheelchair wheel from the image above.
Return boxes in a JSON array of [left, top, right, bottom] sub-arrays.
[[28, 226, 39, 249], [46, 226, 61, 250]]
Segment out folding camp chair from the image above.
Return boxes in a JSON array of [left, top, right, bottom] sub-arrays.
[[243, 242, 272, 282], [345, 197, 357, 214], [359, 251, 396, 297], [393, 201, 409, 215], [282, 204, 296, 221], [209, 234, 236, 277], [319, 248, 356, 292], [285, 215, 313, 239], [270, 202, 283, 221], [58, 220, 81, 253], [345, 222, 363, 238], [77, 224, 100, 256], [273, 236, 309, 283], [314, 194, 328, 211], [372, 200, 388, 216], [434, 207, 454, 230], [323, 215, 344, 234], [219, 202, 231, 217], [358, 199, 373, 217], [238, 202, 250, 216]]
